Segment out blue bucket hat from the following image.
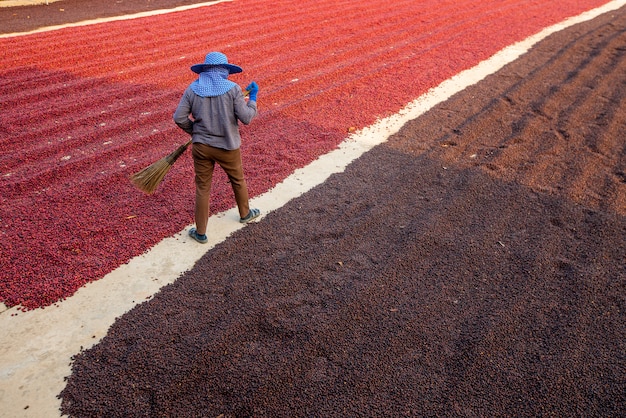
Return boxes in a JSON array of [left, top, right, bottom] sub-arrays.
[[190, 52, 243, 74]]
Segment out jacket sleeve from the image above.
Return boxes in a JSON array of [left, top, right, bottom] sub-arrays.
[[173, 88, 194, 135], [232, 87, 257, 125]]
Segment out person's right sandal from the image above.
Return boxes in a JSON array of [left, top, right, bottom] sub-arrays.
[[240, 208, 260, 224], [188, 227, 208, 244]]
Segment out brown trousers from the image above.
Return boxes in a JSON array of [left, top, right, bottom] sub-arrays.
[[191, 143, 250, 235]]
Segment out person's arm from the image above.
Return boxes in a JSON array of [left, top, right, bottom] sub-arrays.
[[233, 83, 258, 125], [173, 88, 194, 135]]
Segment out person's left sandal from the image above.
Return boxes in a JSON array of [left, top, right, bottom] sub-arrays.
[[188, 227, 208, 244], [240, 208, 261, 224]]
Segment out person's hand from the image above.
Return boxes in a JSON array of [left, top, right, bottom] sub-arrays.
[[246, 81, 259, 101]]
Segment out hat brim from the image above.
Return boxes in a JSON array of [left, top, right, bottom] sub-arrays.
[[190, 63, 243, 74]]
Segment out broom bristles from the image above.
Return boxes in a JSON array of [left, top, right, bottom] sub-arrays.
[[131, 140, 191, 194], [131, 158, 173, 194]]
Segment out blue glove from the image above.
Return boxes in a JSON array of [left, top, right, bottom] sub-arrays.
[[246, 81, 259, 101]]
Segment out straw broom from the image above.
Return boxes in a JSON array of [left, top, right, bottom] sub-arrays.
[[131, 89, 250, 194], [131, 139, 192, 194]]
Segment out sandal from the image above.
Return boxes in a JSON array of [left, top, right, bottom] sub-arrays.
[[240, 208, 261, 224], [188, 227, 208, 244]]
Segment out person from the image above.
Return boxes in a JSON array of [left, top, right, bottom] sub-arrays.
[[173, 51, 260, 244]]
